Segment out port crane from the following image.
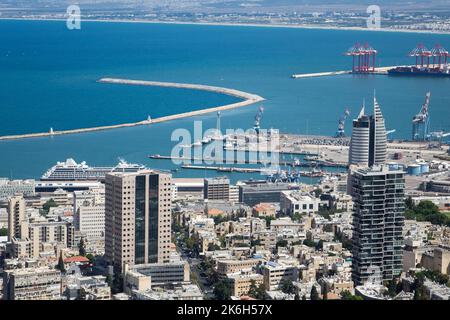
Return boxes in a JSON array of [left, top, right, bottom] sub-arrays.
[[412, 92, 431, 141]]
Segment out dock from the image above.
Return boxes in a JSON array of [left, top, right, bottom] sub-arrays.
[[181, 165, 263, 173], [0, 78, 264, 141], [291, 66, 400, 79]]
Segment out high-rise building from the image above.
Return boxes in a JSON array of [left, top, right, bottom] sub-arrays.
[[349, 96, 387, 167], [74, 189, 105, 242], [7, 194, 26, 241], [105, 170, 172, 273], [350, 165, 405, 285]]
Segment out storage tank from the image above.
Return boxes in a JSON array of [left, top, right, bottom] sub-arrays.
[[388, 162, 399, 171], [419, 163, 429, 174], [407, 164, 421, 176]]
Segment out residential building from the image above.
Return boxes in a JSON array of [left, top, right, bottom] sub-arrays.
[[2, 267, 61, 300], [228, 273, 264, 297], [0, 179, 35, 200], [280, 191, 320, 215], [351, 166, 405, 285], [7, 194, 26, 241], [261, 261, 298, 291]]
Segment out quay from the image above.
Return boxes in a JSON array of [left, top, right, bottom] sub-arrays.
[[182, 165, 263, 173], [0, 78, 264, 141], [291, 66, 400, 79], [182, 164, 329, 177], [149, 154, 276, 165]]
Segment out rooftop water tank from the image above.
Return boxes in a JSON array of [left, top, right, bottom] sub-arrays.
[[407, 164, 421, 176], [419, 163, 429, 174]]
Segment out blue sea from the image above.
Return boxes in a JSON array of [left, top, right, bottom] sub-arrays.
[[0, 19, 449, 182]]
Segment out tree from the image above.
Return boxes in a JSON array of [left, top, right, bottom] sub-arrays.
[[313, 188, 323, 198], [0, 227, 7, 237], [276, 240, 288, 249], [303, 238, 315, 248], [280, 279, 295, 294], [248, 280, 259, 298], [213, 279, 232, 300], [56, 255, 66, 273], [207, 243, 221, 251], [340, 290, 363, 300], [41, 198, 58, 216], [310, 286, 320, 300], [78, 238, 86, 257], [316, 240, 324, 251], [106, 274, 113, 288], [86, 253, 95, 265], [405, 196, 415, 210], [112, 272, 123, 294]]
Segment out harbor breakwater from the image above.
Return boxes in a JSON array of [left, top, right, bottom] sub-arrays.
[[0, 78, 265, 141]]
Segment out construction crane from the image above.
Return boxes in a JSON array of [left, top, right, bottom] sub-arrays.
[[336, 108, 350, 137], [412, 92, 431, 141]]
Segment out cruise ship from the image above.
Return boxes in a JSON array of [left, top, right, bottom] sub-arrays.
[[41, 158, 146, 181]]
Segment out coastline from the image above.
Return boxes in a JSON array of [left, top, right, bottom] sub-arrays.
[[0, 78, 264, 141], [1, 17, 450, 35]]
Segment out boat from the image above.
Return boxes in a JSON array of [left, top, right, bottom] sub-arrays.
[[41, 158, 145, 181], [388, 65, 450, 77]]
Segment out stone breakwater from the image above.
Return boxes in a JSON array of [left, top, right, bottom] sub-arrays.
[[0, 78, 265, 141]]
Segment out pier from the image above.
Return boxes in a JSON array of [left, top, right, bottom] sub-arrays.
[[291, 66, 400, 79], [0, 78, 264, 141]]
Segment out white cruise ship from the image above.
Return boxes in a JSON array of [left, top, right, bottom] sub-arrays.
[[41, 158, 146, 181]]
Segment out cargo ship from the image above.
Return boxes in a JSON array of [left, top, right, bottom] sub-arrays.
[[388, 65, 450, 77]]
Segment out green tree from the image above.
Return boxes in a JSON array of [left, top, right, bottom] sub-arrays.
[[276, 240, 288, 249], [78, 238, 86, 257], [248, 279, 258, 298], [313, 188, 323, 198], [106, 274, 113, 288], [340, 290, 363, 300], [280, 279, 295, 294], [56, 255, 66, 273], [207, 243, 221, 251], [405, 196, 415, 210], [86, 253, 95, 265], [303, 238, 315, 248], [0, 227, 7, 237], [41, 198, 58, 216], [316, 239, 324, 251], [213, 279, 233, 300], [310, 286, 320, 300]]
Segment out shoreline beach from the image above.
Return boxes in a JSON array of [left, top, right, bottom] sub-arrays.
[[1, 17, 450, 35]]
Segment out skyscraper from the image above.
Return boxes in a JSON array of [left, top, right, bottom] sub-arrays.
[[350, 165, 405, 285], [349, 96, 387, 167], [105, 170, 172, 273]]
